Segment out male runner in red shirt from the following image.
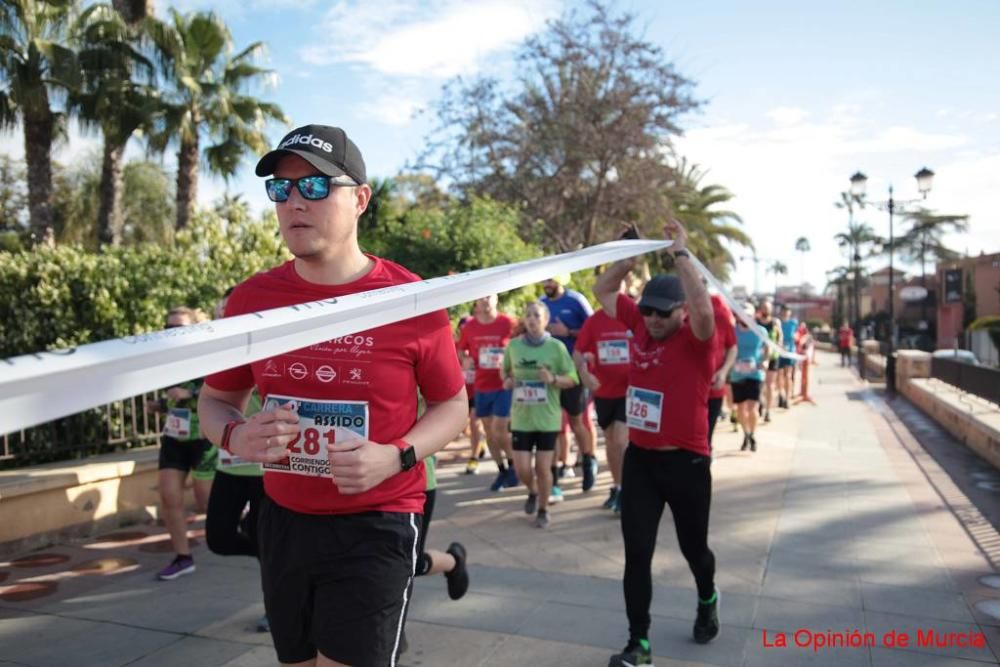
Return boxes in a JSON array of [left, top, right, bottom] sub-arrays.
[[457, 294, 518, 491], [198, 125, 467, 667], [595, 219, 720, 666], [708, 293, 737, 449], [574, 279, 631, 513]]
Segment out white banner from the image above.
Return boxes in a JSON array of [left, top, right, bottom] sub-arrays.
[[1, 240, 669, 434], [691, 254, 806, 362]]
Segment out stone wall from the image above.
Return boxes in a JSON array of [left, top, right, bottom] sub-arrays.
[[897, 350, 1000, 470], [0, 447, 193, 557]]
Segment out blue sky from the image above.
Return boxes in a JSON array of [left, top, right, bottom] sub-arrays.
[[5, 0, 998, 293]]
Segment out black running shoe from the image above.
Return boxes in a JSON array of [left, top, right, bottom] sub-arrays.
[[524, 493, 538, 515], [609, 639, 653, 666], [602, 488, 619, 510], [582, 454, 598, 492], [445, 542, 469, 600], [749, 434, 757, 452], [740, 434, 749, 452], [693, 588, 721, 644]]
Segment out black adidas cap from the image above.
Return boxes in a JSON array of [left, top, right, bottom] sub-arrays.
[[255, 124, 366, 184]]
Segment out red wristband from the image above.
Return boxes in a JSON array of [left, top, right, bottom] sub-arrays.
[[220, 420, 245, 454]]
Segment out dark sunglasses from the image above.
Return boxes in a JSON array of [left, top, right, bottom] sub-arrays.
[[265, 175, 355, 203], [638, 305, 676, 319]]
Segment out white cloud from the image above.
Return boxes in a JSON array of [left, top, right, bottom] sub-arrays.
[[675, 109, 993, 295], [301, 0, 560, 78], [767, 106, 808, 125], [926, 152, 1000, 258], [850, 126, 968, 153], [167, 0, 318, 17], [359, 93, 424, 127]]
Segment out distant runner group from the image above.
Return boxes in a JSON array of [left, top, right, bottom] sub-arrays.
[[139, 123, 819, 667]]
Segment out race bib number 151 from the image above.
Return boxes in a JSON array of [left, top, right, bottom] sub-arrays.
[[262, 394, 369, 478], [597, 339, 629, 365]]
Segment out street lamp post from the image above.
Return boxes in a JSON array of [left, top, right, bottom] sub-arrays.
[[848, 167, 935, 395]]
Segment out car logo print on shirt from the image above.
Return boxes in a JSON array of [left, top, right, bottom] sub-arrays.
[[315, 365, 337, 383]]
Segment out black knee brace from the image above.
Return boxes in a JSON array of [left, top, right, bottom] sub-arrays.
[[416, 551, 433, 577]]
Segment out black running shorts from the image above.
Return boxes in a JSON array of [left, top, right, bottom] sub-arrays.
[[559, 383, 587, 417], [158, 436, 216, 480], [258, 497, 418, 666], [731, 379, 762, 404], [512, 431, 558, 452], [594, 396, 627, 430]]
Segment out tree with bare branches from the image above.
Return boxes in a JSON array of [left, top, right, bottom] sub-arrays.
[[416, 1, 701, 252]]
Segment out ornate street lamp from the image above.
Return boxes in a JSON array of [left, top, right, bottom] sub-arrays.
[[847, 167, 935, 395]]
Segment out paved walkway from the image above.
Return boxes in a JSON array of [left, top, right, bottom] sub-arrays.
[[1, 352, 998, 666]]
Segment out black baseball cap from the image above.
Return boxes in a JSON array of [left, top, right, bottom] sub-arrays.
[[637, 275, 686, 312], [255, 124, 366, 184]]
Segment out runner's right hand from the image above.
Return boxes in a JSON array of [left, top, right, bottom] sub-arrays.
[[618, 223, 640, 240], [229, 402, 300, 463], [548, 319, 570, 337]]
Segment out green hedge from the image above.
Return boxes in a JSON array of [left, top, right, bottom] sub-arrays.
[[0, 209, 289, 358]]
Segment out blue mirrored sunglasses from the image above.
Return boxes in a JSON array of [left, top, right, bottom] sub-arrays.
[[265, 175, 355, 202]]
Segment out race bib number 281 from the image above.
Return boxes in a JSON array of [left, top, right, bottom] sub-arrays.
[[262, 394, 369, 477]]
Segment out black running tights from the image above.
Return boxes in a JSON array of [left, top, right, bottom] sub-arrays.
[[205, 471, 264, 558], [620, 445, 716, 641]]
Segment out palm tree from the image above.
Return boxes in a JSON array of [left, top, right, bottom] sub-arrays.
[[0, 0, 80, 241], [767, 260, 788, 296], [794, 236, 810, 286], [150, 10, 288, 230], [825, 265, 852, 326], [111, 0, 152, 25], [895, 207, 970, 286], [71, 3, 177, 246], [895, 207, 969, 325], [671, 160, 753, 283], [834, 220, 881, 326]]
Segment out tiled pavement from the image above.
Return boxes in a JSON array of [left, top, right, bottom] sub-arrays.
[[1, 351, 998, 666]]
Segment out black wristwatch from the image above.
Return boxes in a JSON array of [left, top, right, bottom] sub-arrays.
[[673, 249, 690, 259], [396, 439, 417, 472]]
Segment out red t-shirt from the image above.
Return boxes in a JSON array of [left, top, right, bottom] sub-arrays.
[[205, 257, 465, 515], [838, 326, 853, 348], [457, 314, 516, 392], [615, 293, 714, 455], [709, 295, 737, 399], [575, 309, 631, 399]]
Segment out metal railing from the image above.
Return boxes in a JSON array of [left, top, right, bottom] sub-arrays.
[[1, 392, 164, 469], [931, 357, 1000, 405]]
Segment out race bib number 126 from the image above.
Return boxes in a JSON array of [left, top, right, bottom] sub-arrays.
[[626, 386, 663, 433], [262, 394, 369, 478]]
